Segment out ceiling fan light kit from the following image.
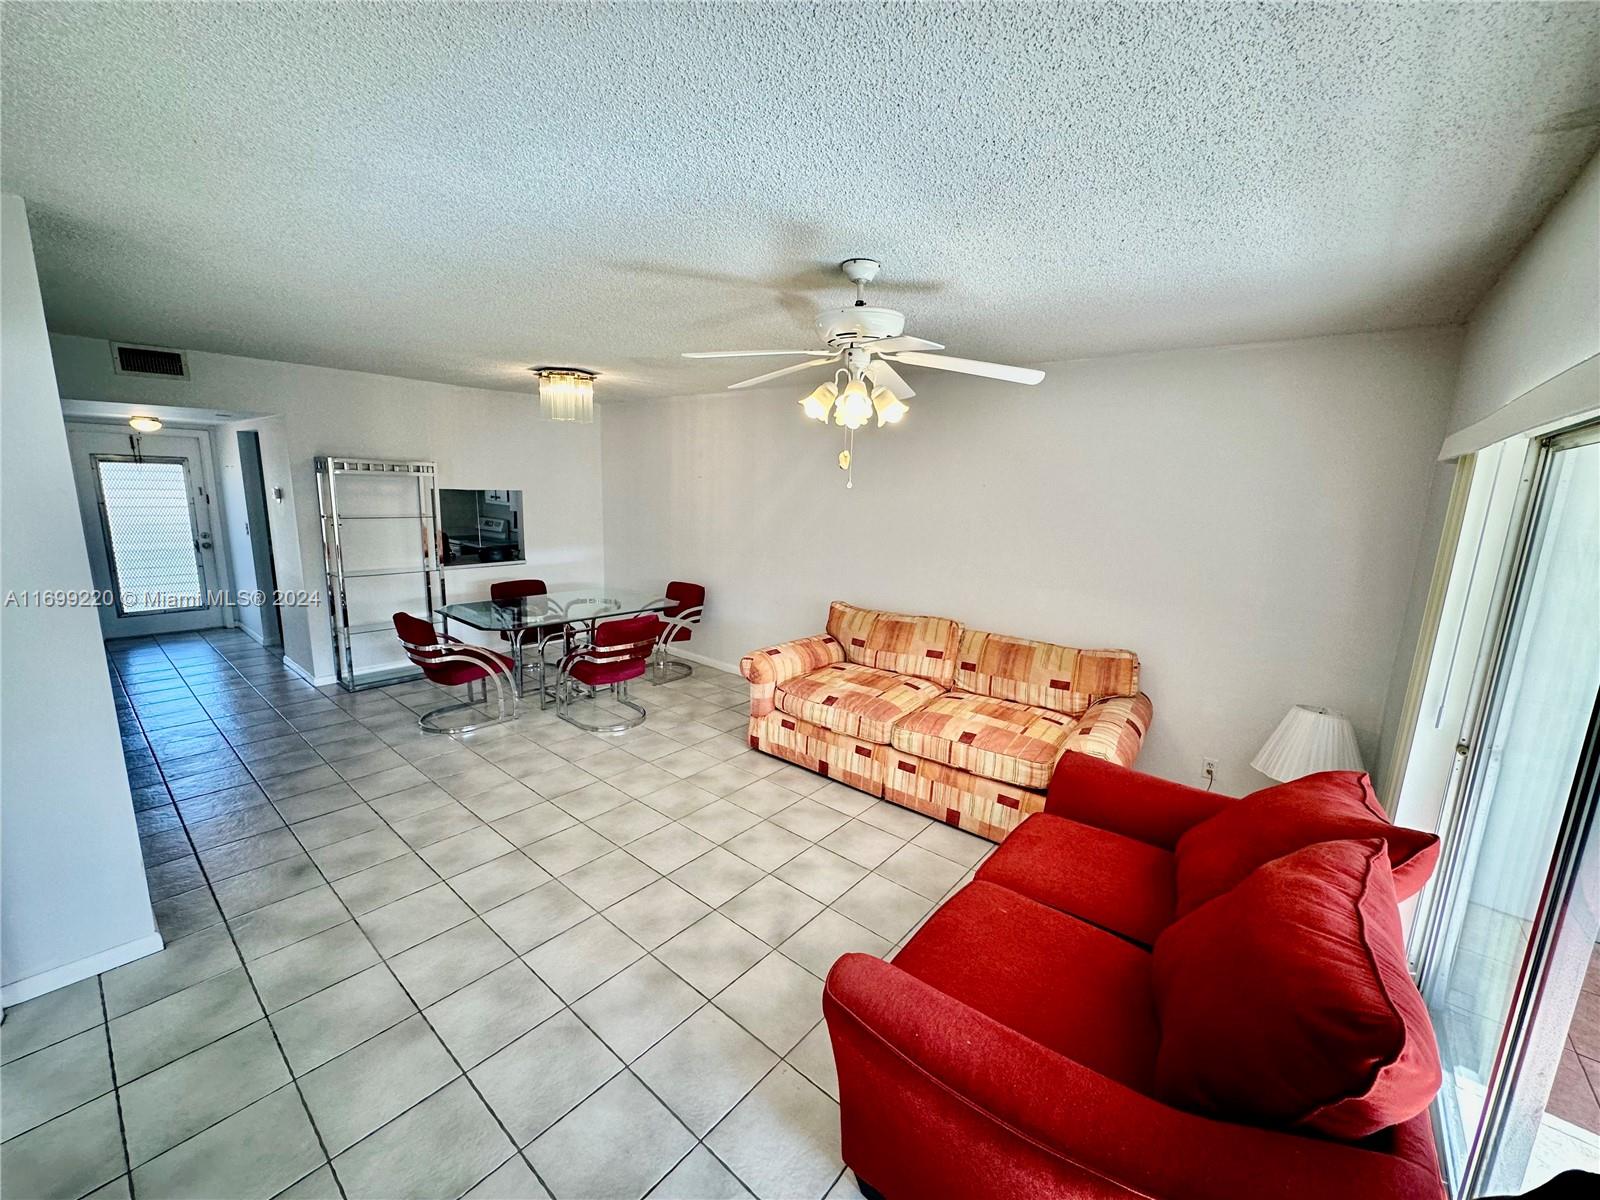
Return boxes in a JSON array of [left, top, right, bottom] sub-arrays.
[[684, 258, 1045, 485]]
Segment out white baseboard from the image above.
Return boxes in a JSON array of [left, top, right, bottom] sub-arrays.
[[281, 654, 337, 688], [672, 647, 743, 676], [1, 929, 165, 1007], [235, 622, 271, 650]]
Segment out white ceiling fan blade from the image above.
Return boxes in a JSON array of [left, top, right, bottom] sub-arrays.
[[866, 335, 944, 354], [865, 359, 915, 400], [886, 351, 1045, 385], [682, 349, 835, 359], [727, 356, 839, 389]]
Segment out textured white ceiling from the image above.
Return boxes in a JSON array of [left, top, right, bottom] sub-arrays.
[[3, 2, 1598, 400]]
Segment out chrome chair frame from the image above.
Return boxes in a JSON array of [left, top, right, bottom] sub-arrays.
[[647, 603, 703, 684], [397, 636, 518, 735], [554, 629, 658, 734]]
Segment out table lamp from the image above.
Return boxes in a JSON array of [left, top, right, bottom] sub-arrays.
[[1251, 705, 1364, 781]]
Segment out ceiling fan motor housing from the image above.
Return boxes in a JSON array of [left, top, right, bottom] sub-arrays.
[[816, 305, 906, 346]]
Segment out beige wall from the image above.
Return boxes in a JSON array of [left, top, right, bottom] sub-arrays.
[[602, 327, 1462, 796]]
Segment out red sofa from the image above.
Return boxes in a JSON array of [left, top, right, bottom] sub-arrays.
[[823, 753, 1445, 1200]]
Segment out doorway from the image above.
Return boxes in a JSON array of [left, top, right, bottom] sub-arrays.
[[65, 423, 229, 637], [1411, 421, 1600, 1194], [236, 430, 283, 648]]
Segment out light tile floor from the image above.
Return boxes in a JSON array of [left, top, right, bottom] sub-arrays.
[[1, 630, 992, 1200]]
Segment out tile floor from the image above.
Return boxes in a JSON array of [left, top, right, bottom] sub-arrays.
[[1, 630, 993, 1200], [1547, 945, 1600, 1136]]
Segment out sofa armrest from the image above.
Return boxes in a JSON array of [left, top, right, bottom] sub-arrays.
[[824, 953, 1442, 1200], [739, 633, 845, 717], [1046, 750, 1230, 850], [1060, 692, 1153, 768]]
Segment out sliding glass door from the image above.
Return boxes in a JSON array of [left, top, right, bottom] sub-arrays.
[[1414, 422, 1599, 1194]]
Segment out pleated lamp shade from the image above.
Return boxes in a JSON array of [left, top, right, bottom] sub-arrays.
[[1251, 705, 1364, 782]]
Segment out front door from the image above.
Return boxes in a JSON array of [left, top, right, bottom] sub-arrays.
[[66, 423, 229, 637]]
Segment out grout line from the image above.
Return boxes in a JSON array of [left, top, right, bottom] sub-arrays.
[[116, 644, 350, 1199], [97, 976, 136, 1198], [105, 629, 935, 1198]]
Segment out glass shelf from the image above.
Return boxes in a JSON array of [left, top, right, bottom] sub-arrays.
[[316, 456, 439, 692]]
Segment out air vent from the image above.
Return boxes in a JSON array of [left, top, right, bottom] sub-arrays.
[[111, 342, 189, 379]]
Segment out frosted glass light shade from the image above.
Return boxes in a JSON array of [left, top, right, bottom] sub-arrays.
[[834, 377, 873, 430], [1251, 705, 1364, 781], [871, 387, 908, 426], [538, 370, 595, 423], [800, 381, 838, 422]]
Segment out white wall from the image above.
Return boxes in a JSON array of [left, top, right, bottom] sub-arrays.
[[1, 195, 159, 1004], [603, 328, 1462, 796], [49, 336, 607, 683], [1448, 151, 1599, 442]]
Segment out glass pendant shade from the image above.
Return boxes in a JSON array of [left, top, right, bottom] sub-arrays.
[[538, 370, 596, 423], [871, 387, 908, 426], [800, 381, 838, 422], [834, 377, 873, 430]]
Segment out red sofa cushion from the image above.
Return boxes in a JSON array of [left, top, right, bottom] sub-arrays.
[[1173, 771, 1439, 916], [1152, 838, 1442, 1139], [975, 813, 1176, 945], [892, 880, 1159, 1091]]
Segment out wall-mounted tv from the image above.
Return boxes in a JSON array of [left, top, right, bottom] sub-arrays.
[[438, 488, 524, 566]]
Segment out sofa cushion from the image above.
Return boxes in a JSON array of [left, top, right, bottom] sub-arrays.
[[1152, 839, 1441, 1139], [826, 601, 962, 688], [891, 691, 1074, 789], [955, 628, 1140, 718], [894, 880, 1159, 1091], [775, 662, 945, 744], [1173, 772, 1440, 916], [975, 813, 1175, 945]]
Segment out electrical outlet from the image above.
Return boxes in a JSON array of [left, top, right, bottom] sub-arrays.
[[1201, 757, 1218, 784]]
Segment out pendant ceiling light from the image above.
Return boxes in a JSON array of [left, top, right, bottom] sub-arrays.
[[535, 368, 597, 423]]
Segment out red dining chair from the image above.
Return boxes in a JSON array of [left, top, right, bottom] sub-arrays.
[[554, 613, 663, 732], [489, 578, 558, 691], [649, 581, 705, 683], [392, 611, 517, 734]]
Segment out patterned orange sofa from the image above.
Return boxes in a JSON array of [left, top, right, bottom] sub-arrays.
[[740, 602, 1153, 841]]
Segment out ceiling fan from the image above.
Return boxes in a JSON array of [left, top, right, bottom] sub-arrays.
[[683, 257, 1044, 403], [682, 258, 1044, 487]]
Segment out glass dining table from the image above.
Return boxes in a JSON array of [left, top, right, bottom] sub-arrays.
[[438, 587, 671, 706]]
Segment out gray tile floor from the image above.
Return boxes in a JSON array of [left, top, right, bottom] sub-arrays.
[[1, 630, 992, 1200]]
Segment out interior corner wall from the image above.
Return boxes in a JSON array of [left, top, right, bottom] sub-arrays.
[[1447, 150, 1600, 441], [1, 194, 158, 1003], [601, 327, 1463, 797], [48, 337, 607, 684]]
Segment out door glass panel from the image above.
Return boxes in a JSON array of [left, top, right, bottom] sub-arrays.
[[1423, 434, 1600, 1189], [94, 458, 206, 613]]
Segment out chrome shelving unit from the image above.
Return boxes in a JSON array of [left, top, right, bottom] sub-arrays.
[[315, 456, 440, 692]]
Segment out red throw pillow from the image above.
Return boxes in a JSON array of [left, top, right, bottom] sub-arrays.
[[1151, 838, 1441, 1139], [1173, 771, 1438, 916]]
